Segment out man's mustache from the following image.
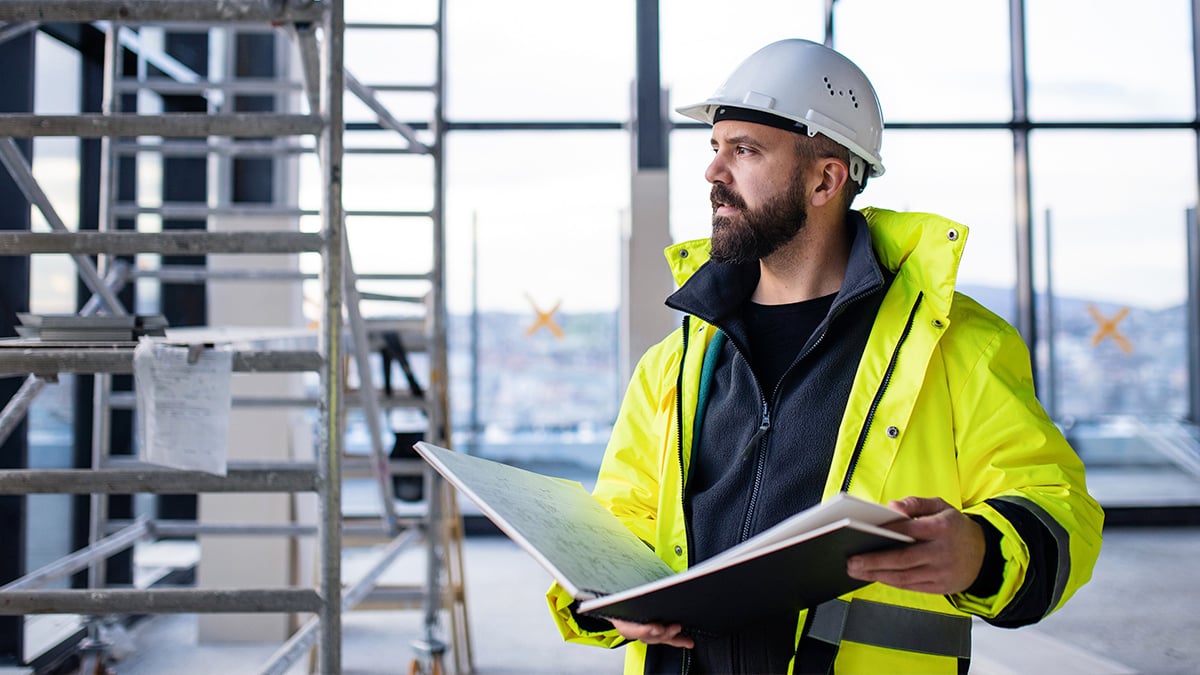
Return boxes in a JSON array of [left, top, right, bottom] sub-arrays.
[[710, 183, 746, 212]]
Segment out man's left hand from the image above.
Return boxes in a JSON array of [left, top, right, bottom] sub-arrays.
[[846, 496, 985, 595]]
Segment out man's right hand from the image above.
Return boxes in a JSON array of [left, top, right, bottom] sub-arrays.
[[610, 619, 695, 649]]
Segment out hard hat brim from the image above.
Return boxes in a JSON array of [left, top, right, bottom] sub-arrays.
[[675, 99, 885, 178]]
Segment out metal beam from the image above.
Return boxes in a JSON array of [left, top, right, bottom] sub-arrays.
[[0, 20, 35, 47], [0, 113, 324, 137], [0, 348, 322, 377], [0, 376, 45, 449], [0, 230, 323, 255], [112, 203, 314, 218], [634, 0, 666, 170], [105, 519, 422, 538], [1189, 209, 1200, 425], [0, 588, 323, 615], [0, 464, 320, 494], [116, 139, 311, 158], [344, 69, 430, 154], [317, 1, 347, 670], [0, 1, 326, 23], [1010, 0, 1038, 355], [1, 518, 148, 591]]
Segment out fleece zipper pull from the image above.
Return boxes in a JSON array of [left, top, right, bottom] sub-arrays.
[[740, 399, 771, 461]]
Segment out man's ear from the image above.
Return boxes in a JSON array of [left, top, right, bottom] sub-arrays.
[[810, 158, 850, 208]]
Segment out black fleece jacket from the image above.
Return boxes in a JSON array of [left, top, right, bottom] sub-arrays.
[[655, 213, 888, 674]]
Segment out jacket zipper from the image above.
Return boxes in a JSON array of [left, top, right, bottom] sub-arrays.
[[736, 284, 881, 542], [840, 292, 924, 493], [738, 399, 770, 543], [732, 284, 882, 545], [676, 316, 692, 675]]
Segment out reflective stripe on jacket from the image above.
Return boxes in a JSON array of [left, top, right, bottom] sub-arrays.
[[546, 207, 1104, 674]]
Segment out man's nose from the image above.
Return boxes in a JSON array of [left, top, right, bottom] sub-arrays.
[[704, 152, 730, 185]]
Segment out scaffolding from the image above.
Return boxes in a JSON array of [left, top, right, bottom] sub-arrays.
[[0, 1, 466, 673]]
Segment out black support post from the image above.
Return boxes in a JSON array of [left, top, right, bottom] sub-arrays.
[[154, 31, 209, 526], [634, 0, 666, 171], [0, 30, 36, 667]]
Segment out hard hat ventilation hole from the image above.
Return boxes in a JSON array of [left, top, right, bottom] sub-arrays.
[[825, 77, 835, 96]]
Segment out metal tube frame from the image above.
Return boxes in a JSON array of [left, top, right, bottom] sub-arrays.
[[1189, 208, 1200, 425], [0, 349, 322, 377], [0, 465, 321, 494], [0, 230, 324, 255], [0, 3, 466, 672], [0, 1, 326, 23], [0, 112, 324, 137], [418, 0, 453, 668], [317, 1, 346, 670], [343, 235, 401, 535], [1191, 0, 1200, 426], [1, 518, 149, 591], [0, 588, 324, 615], [1009, 0, 1038, 358], [0, 20, 37, 47]]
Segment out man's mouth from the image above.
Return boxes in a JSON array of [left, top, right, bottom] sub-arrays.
[[710, 184, 745, 216]]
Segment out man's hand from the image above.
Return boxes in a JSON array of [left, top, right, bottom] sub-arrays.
[[846, 496, 985, 595], [610, 619, 695, 649]]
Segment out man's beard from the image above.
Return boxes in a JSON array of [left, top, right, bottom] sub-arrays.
[[708, 177, 807, 264]]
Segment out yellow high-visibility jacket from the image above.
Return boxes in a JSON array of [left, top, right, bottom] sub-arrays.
[[547, 208, 1104, 674]]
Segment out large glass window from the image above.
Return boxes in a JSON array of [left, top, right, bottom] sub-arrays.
[[1031, 130, 1195, 420], [445, 0, 636, 121], [444, 132, 629, 471], [834, 0, 1011, 122], [1026, 0, 1194, 121]]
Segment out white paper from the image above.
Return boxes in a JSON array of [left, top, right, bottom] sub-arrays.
[[134, 340, 233, 475], [413, 442, 675, 599]]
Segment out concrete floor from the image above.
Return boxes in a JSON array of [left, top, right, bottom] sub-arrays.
[[98, 524, 1200, 675]]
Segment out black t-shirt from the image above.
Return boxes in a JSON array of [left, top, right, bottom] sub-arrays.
[[742, 293, 837, 399]]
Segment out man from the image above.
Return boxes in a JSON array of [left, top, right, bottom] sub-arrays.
[[547, 39, 1103, 674]]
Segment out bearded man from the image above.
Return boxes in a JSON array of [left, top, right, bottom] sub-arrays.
[[547, 39, 1102, 675]]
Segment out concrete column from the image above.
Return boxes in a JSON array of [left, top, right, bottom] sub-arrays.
[[622, 0, 677, 382], [621, 169, 677, 383], [198, 214, 311, 642]]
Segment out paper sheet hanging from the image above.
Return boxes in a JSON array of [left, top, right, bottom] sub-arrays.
[[133, 340, 233, 475]]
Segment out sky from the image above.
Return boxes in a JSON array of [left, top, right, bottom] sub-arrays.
[[19, 0, 1200, 319]]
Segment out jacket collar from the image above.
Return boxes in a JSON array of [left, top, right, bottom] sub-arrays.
[[662, 208, 968, 323]]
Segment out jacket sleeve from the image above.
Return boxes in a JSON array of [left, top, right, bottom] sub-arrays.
[[943, 302, 1104, 627], [546, 331, 680, 646]]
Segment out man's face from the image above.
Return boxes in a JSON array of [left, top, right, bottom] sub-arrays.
[[706, 120, 808, 264]]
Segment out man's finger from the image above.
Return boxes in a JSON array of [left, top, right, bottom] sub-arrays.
[[888, 495, 952, 518]]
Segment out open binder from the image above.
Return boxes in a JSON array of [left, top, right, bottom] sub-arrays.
[[414, 442, 913, 633]]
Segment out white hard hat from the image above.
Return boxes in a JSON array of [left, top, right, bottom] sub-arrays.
[[677, 39, 885, 182]]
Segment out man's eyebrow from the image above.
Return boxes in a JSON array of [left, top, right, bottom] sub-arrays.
[[712, 134, 763, 147]]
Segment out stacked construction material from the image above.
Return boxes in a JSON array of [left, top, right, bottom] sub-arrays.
[[15, 313, 168, 342]]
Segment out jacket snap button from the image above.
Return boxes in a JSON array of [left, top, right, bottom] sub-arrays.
[[947, 229, 959, 241], [932, 319, 945, 328], [886, 425, 900, 438], [674, 545, 683, 556], [679, 249, 689, 258]]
